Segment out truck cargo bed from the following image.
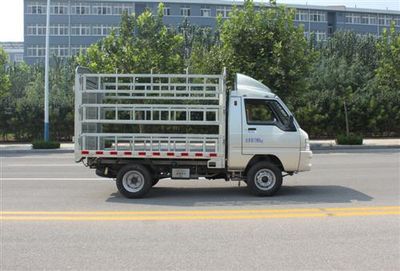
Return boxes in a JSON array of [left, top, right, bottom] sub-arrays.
[[74, 68, 226, 167]]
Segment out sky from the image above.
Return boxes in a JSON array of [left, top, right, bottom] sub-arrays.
[[0, 0, 399, 42]]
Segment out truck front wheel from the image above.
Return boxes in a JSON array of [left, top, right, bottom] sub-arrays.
[[246, 162, 282, 196], [116, 164, 152, 198]]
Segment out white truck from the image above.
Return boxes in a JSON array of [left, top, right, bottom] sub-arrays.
[[74, 67, 312, 198]]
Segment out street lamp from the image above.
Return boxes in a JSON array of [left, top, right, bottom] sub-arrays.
[[44, 0, 51, 141]]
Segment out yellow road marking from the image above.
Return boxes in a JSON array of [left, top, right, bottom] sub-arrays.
[[325, 206, 400, 211], [1, 206, 399, 221], [1, 208, 322, 216], [2, 206, 399, 216]]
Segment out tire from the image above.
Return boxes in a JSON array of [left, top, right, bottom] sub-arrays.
[[152, 179, 159, 187], [116, 164, 152, 198], [246, 162, 282, 196]]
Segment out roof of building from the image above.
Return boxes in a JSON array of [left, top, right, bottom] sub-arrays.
[[0, 42, 24, 51], [91, 0, 400, 15]]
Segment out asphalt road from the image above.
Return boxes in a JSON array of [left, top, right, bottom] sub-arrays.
[[1, 149, 400, 270]]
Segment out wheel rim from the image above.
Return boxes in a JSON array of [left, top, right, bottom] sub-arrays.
[[254, 169, 276, 191], [122, 170, 145, 193]]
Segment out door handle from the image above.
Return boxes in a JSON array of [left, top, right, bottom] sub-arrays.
[[248, 128, 256, 131]]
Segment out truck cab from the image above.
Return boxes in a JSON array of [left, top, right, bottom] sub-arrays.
[[226, 74, 312, 195]]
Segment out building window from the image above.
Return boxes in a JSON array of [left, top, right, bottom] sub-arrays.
[[216, 6, 231, 18], [309, 11, 326, 22], [93, 4, 112, 15], [71, 46, 88, 56], [315, 31, 327, 41], [201, 6, 211, 17], [395, 16, 400, 27], [27, 47, 35, 57], [49, 24, 68, 36], [305, 31, 327, 42], [27, 24, 46, 36], [71, 4, 91, 15], [163, 6, 171, 16], [378, 15, 399, 26], [27, 3, 46, 14], [27, 45, 71, 58], [51, 3, 68, 15], [93, 25, 115, 36], [295, 10, 309, 21], [346, 13, 380, 25], [369, 15, 378, 25], [114, 5, 134, 15], [28, 24, 69, 36], [14, 54, 24, 63], [37, 47, 45, 57], [50, 46, 69, 57], [71, 25, 91, 36], [346, 13, 361, 24], [180, 5, 191, 17], [27, 25, 37, 35]]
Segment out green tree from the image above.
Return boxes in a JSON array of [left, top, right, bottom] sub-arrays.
[[372, 23, 400, 135], [376, 23, 400, 93], [14, 68, 44, 140], [295, 31, 380, 137], [49, 58, 75, 140], [192, 0, 313, 103], [0, 48, 11, 140], [77, 4, 185, 74], [3, 62, 34, 140]]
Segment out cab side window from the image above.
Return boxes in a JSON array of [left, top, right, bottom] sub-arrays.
[[244, 99, 296, 131], [245, 99, 276, 125]]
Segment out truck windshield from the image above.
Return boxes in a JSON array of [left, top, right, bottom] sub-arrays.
[[270, 101, 290, 127]]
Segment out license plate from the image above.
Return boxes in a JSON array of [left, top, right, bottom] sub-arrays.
[[172, 168, 190, 179]]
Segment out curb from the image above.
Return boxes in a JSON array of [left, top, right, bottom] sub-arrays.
[[310, 144, 400, 151]]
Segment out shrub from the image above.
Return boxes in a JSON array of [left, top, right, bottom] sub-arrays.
[[335, 134, 363, 145], [32, 140, 60, 149]]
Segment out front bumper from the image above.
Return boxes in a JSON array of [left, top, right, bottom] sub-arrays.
[[298, 150, 313, 172]]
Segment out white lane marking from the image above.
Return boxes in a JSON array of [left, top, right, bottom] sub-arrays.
[[1, 178, 113, 181]]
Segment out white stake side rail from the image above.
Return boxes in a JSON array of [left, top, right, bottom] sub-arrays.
[[74, 68, 226, 167]]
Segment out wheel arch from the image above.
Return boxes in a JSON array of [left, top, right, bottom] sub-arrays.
[[244, 155, 284, 176]]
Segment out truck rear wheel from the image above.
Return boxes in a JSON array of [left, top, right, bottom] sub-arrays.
[[116, 164, 152, 198], [246, 162, 282, 196]]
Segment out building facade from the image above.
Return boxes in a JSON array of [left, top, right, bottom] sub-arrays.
[[0, 42, 24, 63], [24, 0, 400, 64]]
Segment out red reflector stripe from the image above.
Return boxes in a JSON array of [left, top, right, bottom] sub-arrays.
[[124, 151, 132, 155], [81, 150, 89, 155], [110, 151, 118, 155], [138, 152, 146, 156], [95, 151, 104, 155], [153, 152, 160, 156], [181, 152, 189, 157], [167, 152, 174, 156], [209, 153, 217, 157], [195, 153, 203, 157]]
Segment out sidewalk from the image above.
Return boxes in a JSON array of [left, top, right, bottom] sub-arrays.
[[310, 138, 400, 150], [1, 139, 399, 152]]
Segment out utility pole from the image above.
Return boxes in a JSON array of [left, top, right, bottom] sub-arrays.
[[44, 0, 51, 141]]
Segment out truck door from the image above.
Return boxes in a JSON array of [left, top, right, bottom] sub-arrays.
[[241, 98, 300, 171]]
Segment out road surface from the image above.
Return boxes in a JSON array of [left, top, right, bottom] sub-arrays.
[[1, 149, 399, 270]]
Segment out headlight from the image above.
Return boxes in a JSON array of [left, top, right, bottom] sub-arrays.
[[305, 138, 310, 151]]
